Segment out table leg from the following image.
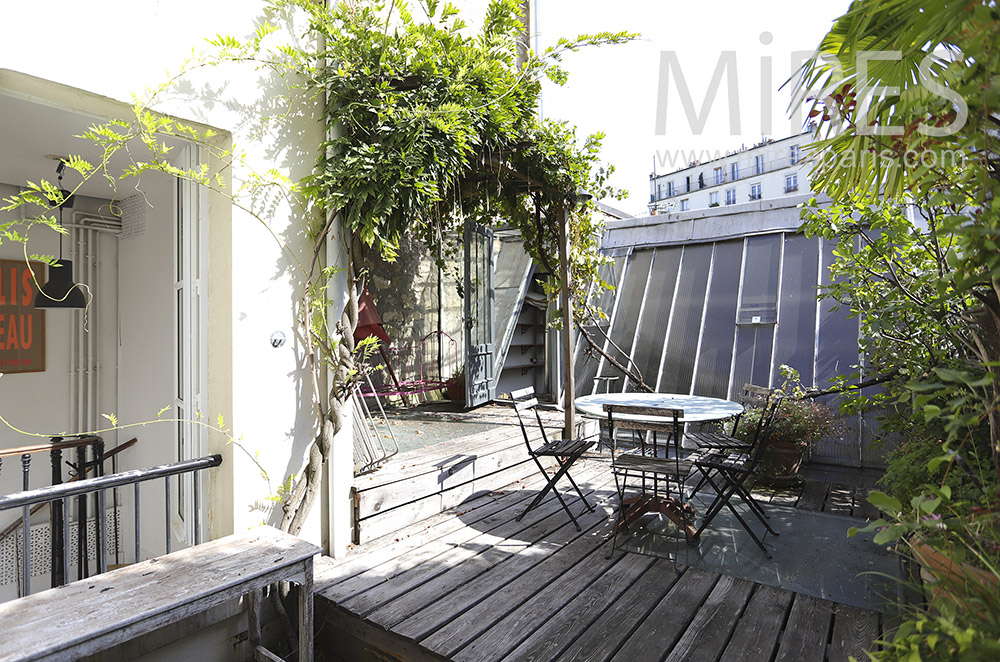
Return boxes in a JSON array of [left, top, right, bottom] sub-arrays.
[[619, 495, 697, 540], [298, 560, 314, 662]]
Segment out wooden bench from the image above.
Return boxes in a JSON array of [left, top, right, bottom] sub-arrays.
[[0, 525, 319, 662]]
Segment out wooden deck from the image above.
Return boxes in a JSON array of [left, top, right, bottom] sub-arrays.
[[316, 458, 883, 662], [352, 405, 564, 545], [751, 479, 881, 520]]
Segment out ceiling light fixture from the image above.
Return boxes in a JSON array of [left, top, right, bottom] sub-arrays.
[[34, 160, 86, 309]]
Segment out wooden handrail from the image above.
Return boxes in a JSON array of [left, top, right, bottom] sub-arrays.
[[0, 435, 103, 460]]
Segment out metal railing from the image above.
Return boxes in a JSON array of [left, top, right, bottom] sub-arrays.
[[352, 372, 399, 476], [0, 454, 222, 596], [0, 435, 111, 590]]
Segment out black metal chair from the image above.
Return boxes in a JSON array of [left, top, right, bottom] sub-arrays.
[[685, 384, 773, 497], [690, 393, 785, 557], [685, 383, 772, 452], [509, 387, 596, 531], [604, 404, 694, 558]]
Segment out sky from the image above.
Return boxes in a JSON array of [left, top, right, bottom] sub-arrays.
[[526, 0, 855, 216], [1, 0, 854, 218]]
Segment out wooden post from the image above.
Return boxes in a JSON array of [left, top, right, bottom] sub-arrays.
[[558, 200, 576, 439], [516, 0, 531, 70]]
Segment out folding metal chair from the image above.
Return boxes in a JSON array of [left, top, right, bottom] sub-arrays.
[[690, 393, 784, 557], [510, 387, 595, 530], [685, 384, 773, 497], [685, 383, 772, 452], [604, 404, 694, 558]]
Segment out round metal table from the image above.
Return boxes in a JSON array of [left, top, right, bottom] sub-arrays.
[[575, 392, 744, 424], [576, 392, 744, 541]]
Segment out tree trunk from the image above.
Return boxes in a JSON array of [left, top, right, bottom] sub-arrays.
[[280, 232, 361, 535]]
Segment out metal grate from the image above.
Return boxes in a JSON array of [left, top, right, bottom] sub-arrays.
[[0, 507, 121, 589], [118, 194, 147, 240]]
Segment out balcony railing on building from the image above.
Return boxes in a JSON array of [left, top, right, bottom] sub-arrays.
[[650, 154, 802, 202]]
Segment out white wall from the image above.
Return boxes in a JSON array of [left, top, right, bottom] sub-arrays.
[[0, 1, 344, 553]]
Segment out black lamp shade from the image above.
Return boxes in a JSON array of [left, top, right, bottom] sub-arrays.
[[34, 260, 86, 309]]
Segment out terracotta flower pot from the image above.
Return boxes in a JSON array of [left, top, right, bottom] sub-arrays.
[[758, 439, 805, 486], [910, 536, 999, 607], [446, 380, 465, 402]]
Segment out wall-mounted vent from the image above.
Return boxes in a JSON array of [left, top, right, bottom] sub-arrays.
[[119, 194, 147, 240]]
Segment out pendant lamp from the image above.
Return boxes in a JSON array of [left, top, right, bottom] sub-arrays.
[[35, 161, 86, 309]]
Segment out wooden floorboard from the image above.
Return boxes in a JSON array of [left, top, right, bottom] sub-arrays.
[[720, 583, 794, 661], [335, 465, 606, 617], [829, 604, 881, 662], [418, 508, 617, 657], [499, 552, 658, 662], [662, 574, 755, 662], [393, 476, 617, 642], [609, 567, 718, 662], [553, 561, 680, 662], [825, 483, 855, 515], [796, 479, 829, 511], [367, 471, 616, 630], [773, 594, 834, 662], [320, 468, 550, 585], [315, 458, 884, 662], [452, 551, 632, 662]]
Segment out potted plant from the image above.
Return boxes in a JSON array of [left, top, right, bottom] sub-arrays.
[[732, 366, 839, 486], [849, 485, 1000, 659], [445, 364, 465, 402]]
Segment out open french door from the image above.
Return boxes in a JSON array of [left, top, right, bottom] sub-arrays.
[[464, 221, 495, 407]]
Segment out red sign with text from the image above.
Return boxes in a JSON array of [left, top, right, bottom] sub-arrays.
[[0, 259, 46, 373]]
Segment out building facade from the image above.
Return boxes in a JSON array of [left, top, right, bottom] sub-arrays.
[[0, 0, 353, 576], [648, 133, 811, 215]]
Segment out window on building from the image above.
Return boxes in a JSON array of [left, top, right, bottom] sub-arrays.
[[785, 174, 798, 193], [725, 188, 736, 205], [754, 155, 765, 175], [680, 198, 690, 211], [789, 145, 800, 165], [666, 181, 674, 197], [737, 235, 781, 325], [709, 191, 719, 206], [730, 163, 738, 181], [750, 183, 762, 200], [714, 167, 723, 185]]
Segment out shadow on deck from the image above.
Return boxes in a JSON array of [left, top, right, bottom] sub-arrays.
[[320, 456, 890, 662]]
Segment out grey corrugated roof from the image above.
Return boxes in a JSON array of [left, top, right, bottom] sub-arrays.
[[596, 201, 633, 219]]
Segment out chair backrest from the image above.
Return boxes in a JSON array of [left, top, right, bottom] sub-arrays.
[[602, 404, 682, 433], [507, 386, 550, 452], [604, 404, 684, 466], [726, 383, 769, 436], [741, 384, 771, 406], [734, 384, 779, 447], [746, 393, 785, 465]]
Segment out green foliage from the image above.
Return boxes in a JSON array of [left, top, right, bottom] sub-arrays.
[[799, 2, 1000, 656], [849, 486, 1000, 661], [738, 397, 838, 449], [732, 366, 839, 449], [797, 0, 1000, 482], [0, 0, 636, 532], [283, 0, 632, 315], [879, 430, 993, 510]]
